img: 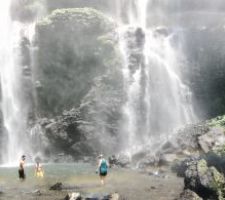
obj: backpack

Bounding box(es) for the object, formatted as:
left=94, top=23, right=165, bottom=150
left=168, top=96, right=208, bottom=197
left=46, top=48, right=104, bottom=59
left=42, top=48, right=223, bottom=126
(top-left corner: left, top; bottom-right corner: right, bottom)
left=100, top=159, right=108, bottom=173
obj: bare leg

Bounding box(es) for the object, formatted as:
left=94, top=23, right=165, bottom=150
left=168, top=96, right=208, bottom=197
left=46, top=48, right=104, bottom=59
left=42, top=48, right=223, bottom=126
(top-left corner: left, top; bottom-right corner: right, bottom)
left=100, top=176, right=105, bottom=185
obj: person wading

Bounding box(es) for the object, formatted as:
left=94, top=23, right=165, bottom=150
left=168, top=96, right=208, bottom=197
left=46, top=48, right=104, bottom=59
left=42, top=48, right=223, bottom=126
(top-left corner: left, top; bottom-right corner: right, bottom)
left=18, top=155, right=26, bottom=181
left=96, top=154, right=109, bottom=185
left=35, top=161, right=44, bottom=178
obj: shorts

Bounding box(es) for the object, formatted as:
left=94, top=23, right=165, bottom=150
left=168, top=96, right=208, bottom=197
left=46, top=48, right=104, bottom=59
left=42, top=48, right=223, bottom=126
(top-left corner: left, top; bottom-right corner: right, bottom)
left=100, top=171, right=107, bottom=176
left=36, top=171, right=44, bottom=178
left=18, top=169, right=26, bottom=179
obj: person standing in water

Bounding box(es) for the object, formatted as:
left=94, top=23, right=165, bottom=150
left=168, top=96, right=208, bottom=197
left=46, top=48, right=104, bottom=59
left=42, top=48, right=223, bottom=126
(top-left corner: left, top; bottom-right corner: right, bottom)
left=18, top=155, right=26, bottom=181
left=96, top=154, right=109, bottom=185
left=35, top=161, right=44, bottom=178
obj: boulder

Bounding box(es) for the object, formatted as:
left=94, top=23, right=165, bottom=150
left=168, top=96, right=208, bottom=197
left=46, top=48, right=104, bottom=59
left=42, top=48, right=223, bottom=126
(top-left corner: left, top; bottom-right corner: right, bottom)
left=109, top=193, right=120, bottom=200
left=172, top=156, right=200, bottom=177
left=138, top=153, right=161, bottom=168
left=32, top=108, right=95, bottom=159
left=65, top=192, right=82, bottom=200
left=49, top=182, right=63, bottom=191
left=203, top=150, right=225, bottom=176
left=198, top=127, right=225, bottom=153
left=113, top=154, right=131, bottom=168
left=104, top=193, right=120, bottom=200
left=159, top=153, right=178, bottom=165
left=184, top=159, right=225, bottom=199
left=84, top=192, right=120, bottom=200
left=179, top=189, right=203, bottom=200
left=32, top=189, right=41, bottom=196
left=174, top=124, right=210, bottom=153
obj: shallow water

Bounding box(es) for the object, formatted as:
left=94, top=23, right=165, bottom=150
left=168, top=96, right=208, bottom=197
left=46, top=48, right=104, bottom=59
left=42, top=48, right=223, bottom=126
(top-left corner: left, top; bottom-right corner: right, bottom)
left=0, top=163, right=183, bottom=200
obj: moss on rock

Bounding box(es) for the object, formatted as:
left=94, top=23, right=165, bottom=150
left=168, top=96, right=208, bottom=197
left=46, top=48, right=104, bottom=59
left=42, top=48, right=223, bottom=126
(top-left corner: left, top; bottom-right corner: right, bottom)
left=208, top=115, right=225, bottom=129
left=185, top=159, right=225, bottom=199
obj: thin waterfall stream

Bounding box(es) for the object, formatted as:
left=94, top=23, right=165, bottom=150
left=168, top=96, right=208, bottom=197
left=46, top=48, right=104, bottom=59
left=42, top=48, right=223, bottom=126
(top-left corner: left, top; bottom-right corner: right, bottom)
left=0, top=0, right=41, bottom=165
left=118, top=0, right=196, bottom=155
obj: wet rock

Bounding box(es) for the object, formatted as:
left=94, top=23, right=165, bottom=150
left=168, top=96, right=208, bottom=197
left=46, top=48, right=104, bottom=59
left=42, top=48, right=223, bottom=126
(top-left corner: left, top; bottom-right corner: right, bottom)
left=117, top=154, right=131, bottom=167
left=64, top=192, right=81, bottom=200
left=159, top=153, right=178, bottom=165
left=84, top=192, right=120, bottom=200
left=32, top=189, right=41, bottom=196
left=49, top=182, right=63, bottom=191
left=108, top=155, right=121, bottom=167
left=103, top=192, right=120, bottom=200
left=179, top=189, right=203, bottom=200
left=22, top=65, right=31, bottom=77
left=109, top=193, right=120, bottom=200
left=203, top=151, right=225, bottom=175
left=20, top=36, right=31, bottom=67
left=109, top=154, right=130, bottom=168
left=33, top=108, right=95, bottom=160
left=184, top=159, right=225, bottom=199
left=161, top=140, right=178, bottom=154
left=198, top=127, right=225, bottom=153
left=35, top=80, right=43, bottom=89
left=174, top=124, right=209, bottom=152
left=172, top=156, right=200, bottom=177
left=135, top=27, right=145, bottom=46
left=108, top=155, right=117, bottom=166
left=124, top=27, right=145, bottom=74
left=138, top=153, right=161, bottom=168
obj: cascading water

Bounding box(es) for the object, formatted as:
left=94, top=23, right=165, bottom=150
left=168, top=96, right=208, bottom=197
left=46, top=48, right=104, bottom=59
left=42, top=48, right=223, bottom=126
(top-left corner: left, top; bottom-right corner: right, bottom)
left=117, top=0, right=196, bottom=155
left=0, top=1, right=43, bottom=165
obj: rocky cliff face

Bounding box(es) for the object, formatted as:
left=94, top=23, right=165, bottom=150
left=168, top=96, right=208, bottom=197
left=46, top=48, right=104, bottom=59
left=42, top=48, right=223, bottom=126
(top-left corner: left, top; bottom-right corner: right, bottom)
left=182, top=27, right=225, bottom=119
left=34, top=8, right=121, bottom=115
left=30, top=7, right=124, bottom=156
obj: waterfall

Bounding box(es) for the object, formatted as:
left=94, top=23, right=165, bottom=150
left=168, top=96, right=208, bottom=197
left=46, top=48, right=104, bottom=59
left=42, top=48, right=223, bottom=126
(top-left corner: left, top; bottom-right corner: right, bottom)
left=118, top=0, right=196, bottom=155
left=0, top=0, right=44, bottom=165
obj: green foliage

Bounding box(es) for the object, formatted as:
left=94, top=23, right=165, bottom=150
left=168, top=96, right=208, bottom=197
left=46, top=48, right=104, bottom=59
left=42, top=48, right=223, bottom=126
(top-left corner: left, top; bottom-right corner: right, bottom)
left=208, top=115, right=225, bottom=128
left=213, top=144, right=225, bottom=157
left=37, top=8, right=114, bottom=32
left=197, top=159, right=225, bottom=200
